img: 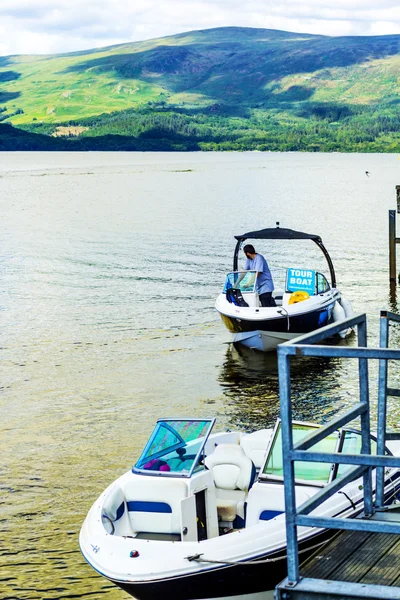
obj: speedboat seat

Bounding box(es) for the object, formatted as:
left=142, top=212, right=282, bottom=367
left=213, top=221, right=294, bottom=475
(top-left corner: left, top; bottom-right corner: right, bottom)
left=205, top=444, right=256, bottom=526
left=240, top=429, right=272, bottom=469
left=246, top=482, right=314, bottom=527
left=123, top=477, right=188, bottom=535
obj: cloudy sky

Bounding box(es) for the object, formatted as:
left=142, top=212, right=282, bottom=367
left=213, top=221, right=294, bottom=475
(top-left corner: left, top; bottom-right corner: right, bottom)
left=1, top=0, right=400, bottom=57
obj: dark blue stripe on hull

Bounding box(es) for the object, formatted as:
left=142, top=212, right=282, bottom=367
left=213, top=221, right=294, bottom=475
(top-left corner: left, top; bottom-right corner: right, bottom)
left=222, top=305, right=333, bottom=335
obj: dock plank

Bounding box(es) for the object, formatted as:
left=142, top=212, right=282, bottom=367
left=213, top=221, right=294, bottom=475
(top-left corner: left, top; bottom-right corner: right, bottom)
left=299, top=530, right=375, bottom=581
left=331, top=532, right=396, bottom=582
left=360, top=536, right=400, bottom=586
left=299, top=529, right=400, bottom=590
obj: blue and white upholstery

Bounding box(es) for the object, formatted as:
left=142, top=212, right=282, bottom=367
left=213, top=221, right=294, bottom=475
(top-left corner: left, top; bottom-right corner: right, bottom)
left=123, top=477, right=188, bottom=535
left=246, top=483, right=314, bottom=526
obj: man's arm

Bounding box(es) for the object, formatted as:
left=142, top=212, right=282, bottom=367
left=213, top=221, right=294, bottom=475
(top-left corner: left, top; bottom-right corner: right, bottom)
left=233, top=257, right=252, bottom=287
left=234, top=271, right=246, bottom=287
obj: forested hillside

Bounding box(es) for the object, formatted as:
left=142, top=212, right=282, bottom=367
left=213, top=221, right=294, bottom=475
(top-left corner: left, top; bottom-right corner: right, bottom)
left=1, top=27, right=400, bottom=151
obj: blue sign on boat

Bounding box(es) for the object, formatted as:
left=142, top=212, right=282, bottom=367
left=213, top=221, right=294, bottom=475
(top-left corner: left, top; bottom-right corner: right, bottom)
left=286, top=268, right=316, bottom=296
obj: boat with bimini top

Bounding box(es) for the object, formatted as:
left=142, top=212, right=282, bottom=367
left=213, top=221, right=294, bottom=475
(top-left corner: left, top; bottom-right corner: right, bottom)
left=80, top=417, right=400, bottom=600
left=215, top=224, right=353, bottom=351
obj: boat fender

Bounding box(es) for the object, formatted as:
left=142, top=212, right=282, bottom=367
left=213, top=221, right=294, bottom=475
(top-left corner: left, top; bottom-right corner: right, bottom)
left=339, top=295, right=353, bottom=318
left=288, top=291, right=310, bottom=305
left=332, top=301, right=348, bottom=339
left=332, top=301, right=346, bottom=324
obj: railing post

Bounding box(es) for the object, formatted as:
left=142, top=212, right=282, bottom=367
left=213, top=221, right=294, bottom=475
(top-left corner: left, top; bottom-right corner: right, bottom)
left=389, top=209, right=396, bottom=282
left=278, top=348, right=299, bottom=585
left=376, top=311, right=389, bottom=509
left=357, top=316, right=373, bottom=516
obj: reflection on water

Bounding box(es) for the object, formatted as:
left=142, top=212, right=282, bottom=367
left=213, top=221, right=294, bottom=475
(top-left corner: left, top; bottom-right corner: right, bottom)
left=219, top=311, right=400, bottom=438
left=219, top=341, right=355, bottom=431
left=2, top=151, right=400, bottom=600
left=219, top=343, right=281, bottom=429
left=389, top=282, right=399, bottom=313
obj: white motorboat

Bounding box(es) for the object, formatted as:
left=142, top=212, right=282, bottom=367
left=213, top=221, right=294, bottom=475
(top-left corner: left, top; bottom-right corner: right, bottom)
left=215, top=225, right=353, bottom=351
left=79, top=417, right=400, bottom=600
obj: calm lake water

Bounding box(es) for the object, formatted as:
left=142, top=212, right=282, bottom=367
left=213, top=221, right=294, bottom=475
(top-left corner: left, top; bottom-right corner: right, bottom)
left=2, top=151, right=400, bottom=600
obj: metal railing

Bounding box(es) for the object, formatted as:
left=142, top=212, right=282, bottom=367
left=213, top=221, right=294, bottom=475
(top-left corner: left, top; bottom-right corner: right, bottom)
left=376, top=310, right=400, bottom=507
left=277, top=311, right=400, bottom=588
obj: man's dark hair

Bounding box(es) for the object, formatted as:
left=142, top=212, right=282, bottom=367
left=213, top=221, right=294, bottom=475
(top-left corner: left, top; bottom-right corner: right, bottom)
left=243, top=244, right=255, bottom=254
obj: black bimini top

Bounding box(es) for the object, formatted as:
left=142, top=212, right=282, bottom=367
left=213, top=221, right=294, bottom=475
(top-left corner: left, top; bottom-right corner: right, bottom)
left=234, top=227, right=321, bottom=242
left=233, top=225, right=336, bottom=288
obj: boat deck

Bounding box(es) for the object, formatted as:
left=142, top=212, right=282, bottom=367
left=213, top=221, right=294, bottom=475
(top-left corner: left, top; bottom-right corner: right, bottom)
left=279, top=510, right=400, bottom=599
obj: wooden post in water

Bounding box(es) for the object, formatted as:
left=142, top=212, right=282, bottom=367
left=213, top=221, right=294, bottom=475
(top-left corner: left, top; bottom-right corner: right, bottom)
left=388, top=185, right=400, bottom=283
left=397, top=185, right=400, bottom=214
left=389, top=210, right=396, bottom=282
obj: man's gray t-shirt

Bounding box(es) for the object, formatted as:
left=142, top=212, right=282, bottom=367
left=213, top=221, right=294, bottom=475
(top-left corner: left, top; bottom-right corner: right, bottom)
left=245, top=254, right=274, bottom=294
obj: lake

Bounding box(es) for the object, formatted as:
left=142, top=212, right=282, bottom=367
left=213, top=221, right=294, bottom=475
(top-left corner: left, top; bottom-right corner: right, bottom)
left=1, top=151, right=400, bottom=600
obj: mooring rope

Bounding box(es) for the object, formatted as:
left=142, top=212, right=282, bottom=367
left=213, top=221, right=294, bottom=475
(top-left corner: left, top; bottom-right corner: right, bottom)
left=185, top=536, right=333, bottom=566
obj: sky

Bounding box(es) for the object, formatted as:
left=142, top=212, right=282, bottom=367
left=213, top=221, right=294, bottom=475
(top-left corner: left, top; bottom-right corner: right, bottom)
left=1, top=0, right=400, bottom=57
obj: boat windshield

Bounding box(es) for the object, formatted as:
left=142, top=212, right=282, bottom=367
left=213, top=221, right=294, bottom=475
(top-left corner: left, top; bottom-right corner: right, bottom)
left=260, top=421, right=339, bottom=486
left=335, top=430, right=377, bottom=479
left=133, top=418, right=215, bottom=477
left=223, top=271, right=257, bottom=293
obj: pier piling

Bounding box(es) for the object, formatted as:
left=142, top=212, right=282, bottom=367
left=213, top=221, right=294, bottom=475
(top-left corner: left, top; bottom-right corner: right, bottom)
left=389, top=209, right=396, bottom=282
left=389, top=186, right=400, bottom=283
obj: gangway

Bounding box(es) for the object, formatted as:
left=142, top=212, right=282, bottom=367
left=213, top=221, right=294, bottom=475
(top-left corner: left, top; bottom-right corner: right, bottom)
left=275, top=310, right=400, bottom=600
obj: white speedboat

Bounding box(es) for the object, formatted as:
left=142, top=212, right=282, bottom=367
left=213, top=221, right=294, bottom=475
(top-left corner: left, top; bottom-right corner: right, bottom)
left=215, top=225, right=353, bottom=351
left=80, top=417, right=400, bottom=600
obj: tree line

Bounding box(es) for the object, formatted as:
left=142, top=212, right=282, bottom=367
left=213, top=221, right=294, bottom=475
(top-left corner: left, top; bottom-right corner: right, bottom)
left=4, top=101, right=400, bottom=152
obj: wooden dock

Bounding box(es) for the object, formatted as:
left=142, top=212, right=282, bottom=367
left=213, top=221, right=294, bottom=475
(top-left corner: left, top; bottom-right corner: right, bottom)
left=277, top=510, right=400, bottom=600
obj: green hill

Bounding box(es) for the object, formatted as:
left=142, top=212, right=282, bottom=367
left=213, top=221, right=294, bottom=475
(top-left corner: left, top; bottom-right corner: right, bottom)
left=2, top=26, right=400, bottom=151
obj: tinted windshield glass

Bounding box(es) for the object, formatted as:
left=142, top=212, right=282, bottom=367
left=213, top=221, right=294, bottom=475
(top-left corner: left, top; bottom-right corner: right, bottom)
left=316, top=272, right=330, bottom=293
left=262, top=422, right=339, bottom=484
left=336, top=430, right=377, bottom=479
left=223, top=271, right=257, bottom=293
left=134, top=419, right=214, bottom=476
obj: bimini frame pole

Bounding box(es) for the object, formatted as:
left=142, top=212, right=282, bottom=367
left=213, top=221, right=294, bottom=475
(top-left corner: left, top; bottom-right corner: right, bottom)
left=313, top=238, right=337, bottom=288
left=233, top=238, right=243, bottom=271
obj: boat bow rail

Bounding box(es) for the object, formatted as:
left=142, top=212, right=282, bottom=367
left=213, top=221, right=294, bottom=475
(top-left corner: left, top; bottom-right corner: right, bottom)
left=276, top=310, right=400, bottom=599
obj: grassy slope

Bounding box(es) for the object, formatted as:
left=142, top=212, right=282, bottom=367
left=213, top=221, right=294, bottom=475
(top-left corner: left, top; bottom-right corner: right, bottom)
left=1, top=27, right=400, bottom=150
left=0, top=50, right=167, bottom=124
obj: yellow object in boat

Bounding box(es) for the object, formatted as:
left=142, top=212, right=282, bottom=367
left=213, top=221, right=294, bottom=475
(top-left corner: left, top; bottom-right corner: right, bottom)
left=288, top=291, right=310, bottom=304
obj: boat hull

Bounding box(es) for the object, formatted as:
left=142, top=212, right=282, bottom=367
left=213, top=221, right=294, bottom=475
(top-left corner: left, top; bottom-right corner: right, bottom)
left=114, top=529, right=331, bottom=600
left=231, top=329, right=296, bottom=351
left=218, top=303, right=336, bottom=351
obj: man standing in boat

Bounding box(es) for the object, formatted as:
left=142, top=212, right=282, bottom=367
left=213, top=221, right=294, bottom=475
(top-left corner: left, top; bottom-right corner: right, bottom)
left=241, top=244, right=276, bottom=307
